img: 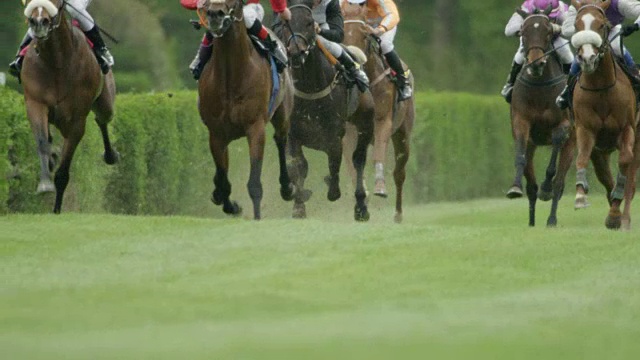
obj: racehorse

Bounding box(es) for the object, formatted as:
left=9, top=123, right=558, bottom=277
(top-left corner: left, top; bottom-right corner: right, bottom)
left=342, top=2, right=415, bottom=223
left=278, top=0, right=375, bottom=221
left=571, top=0, right=639, bottom=230
left=21, top=0, right=118, bottom=213
left=198, top=0, right=295, bottom=220
left=505, top=6, right=575, bottom=227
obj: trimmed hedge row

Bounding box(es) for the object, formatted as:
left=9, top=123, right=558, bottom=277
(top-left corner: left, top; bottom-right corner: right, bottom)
left=2, top=87, right=561, bottom=214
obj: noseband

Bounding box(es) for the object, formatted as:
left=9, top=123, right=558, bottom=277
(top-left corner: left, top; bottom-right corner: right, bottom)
left=575, top=5, right=612, bottom=58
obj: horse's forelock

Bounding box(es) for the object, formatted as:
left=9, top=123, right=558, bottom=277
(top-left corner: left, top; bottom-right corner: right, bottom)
left=24, top=0, right=58, bottom=18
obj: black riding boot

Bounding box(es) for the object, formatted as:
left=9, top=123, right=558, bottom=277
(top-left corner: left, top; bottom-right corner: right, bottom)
left=84, top=25, right=114, bottom=74
left=338, top=51, right=369, bottom=92
left=555, top=73, right=578, bottom=110
left=190, top=32, right=214, bottom=80
left=248, top=20, right=288, bottom=72
left=500, top=61, right=523, bottom=103
left=384, top=50, right=412, bottom=101
left=8, top=33, right=33, bottom=79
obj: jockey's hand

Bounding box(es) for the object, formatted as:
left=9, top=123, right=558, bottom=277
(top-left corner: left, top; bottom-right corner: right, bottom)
left=278, top=7, right=292, bottom=21
left=368, top=26, right=384, bottom=37
left=622, top=23, right=640, bottom=37
left=552, top=24, right=562, bottom=35
left=315, top=22, right=322, bottom=34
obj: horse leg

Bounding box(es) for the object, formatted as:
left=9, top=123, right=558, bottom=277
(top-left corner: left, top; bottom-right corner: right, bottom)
left=209, top=133, right=241, bottom=216
left=575, top=126, right=596, bottom=209
left=590, top=150, right=614, bottom=206
left=621, top=132, right=640, bottom=231
left=507, top=116, right=530, bottom=199
left=373, top=114, right=393, bottom=198
left=608, top=125, right=635, bottom=230
left=271, top=107, right=294, bottom=201
left=93, top=76, right=119, bottom=165
left=287, top=138, right=310, bottom=219
left=326, top=144, right=343, bottom=202
left=391, top=124, right=410, bottom=224
left=342, top=123, right=359, bottom=189
left=547, top=127, right=575, bottom=227
left=539, top=126, right=569, bottom=201
left=26, top=100, right=55, bottom=193
left=524, top=143, right=538, bottom=227
left=53, top=127, right=86, bottom=214
left=246, top=123, right=266, bottom=220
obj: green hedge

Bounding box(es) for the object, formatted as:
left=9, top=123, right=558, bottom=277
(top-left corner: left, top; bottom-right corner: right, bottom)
left=1, top=87, right=582, bottom=215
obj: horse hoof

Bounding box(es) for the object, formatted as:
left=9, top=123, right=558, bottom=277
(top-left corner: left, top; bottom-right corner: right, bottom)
left=354, top=206, right=370, bottom=222
left=103, top=150, right=120, bottom=165
left=280, top=183, right=295, bottom=202
left=574, top=194, right=590, bottom=210
left=327, top=187, right=341, bottom=202
left=37, top=180, right=55, bottom=194
left=374, top=180, right=388, bottom=198
left=394, top=212, right=403, bottom=224
left=292, top=203, right=306, bottom=219
left=605, top=215, right=622, bottom=230
left=223, top=201, right=242, bottom=216
left=538, top=189, right=553, bottom=202
left=546, top=217, right=558, bottom=228
left=506, top=186, right=523, bottom=199
left=622, top=218, right=631, bottom=231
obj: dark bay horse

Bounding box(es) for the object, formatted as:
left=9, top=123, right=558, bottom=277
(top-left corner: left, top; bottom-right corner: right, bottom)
left=506, top=7, right=575, bottom=227
left=21, top=0, right=118, bottom=213
left=342, top=3, right=415, bottom=224
left=279, top=0, right=375, bottom=221
left=571, top=0, right=639, bottom=230
left=198, top=0, right=295, bottom=220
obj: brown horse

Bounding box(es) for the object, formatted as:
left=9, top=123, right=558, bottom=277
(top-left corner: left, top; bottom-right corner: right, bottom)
left=506, top=7, right=576, bottom=227
left=198, top=0, right=295, bottom=220
left=341, top=3, right=415, bottom=224
left=21, top=0, right=118, bottom=213
left=571, top=0, right=639, bottom=230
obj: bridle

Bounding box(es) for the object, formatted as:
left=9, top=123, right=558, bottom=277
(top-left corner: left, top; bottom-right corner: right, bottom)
left=26, top=0, right=66, bottom=40
left=575, top=5, right=612, bottom=65
left=197, top=0, right=245, bottom=37
left=285, top=4, right=317, bottom=64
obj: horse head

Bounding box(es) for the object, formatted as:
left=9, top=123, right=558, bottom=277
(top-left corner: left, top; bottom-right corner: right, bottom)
left=200, top=0, right=243, bottom=38
left=283, top=0, right=318, bottom=68
left=23, top=0, right=64, bottom=40
left=343, top=1, right=370, bottom=50
left=517, top=8, right=555, bottom=77
left=571, top=0, right=612, bottom=73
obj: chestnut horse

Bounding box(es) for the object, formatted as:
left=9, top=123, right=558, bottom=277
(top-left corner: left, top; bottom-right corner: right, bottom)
left=341, top=3, right=415, bottom=223
left=506, top=7, right=575, bottom=227
left=21, top=0, right=118, bottom=213
left=571, top=0, right=639, bottom=230
left=278, top=0, right=375, bottom=221
left=198, top=0, right=295, bottom=220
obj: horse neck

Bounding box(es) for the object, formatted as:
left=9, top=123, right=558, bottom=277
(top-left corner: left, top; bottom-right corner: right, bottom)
left=35, top=15, right=75, bottom=71
left=582, top=50, right=617, bottom=88
left=212, top=21, right=253, bottom=83
left=292, top=46, right=336, bottom=92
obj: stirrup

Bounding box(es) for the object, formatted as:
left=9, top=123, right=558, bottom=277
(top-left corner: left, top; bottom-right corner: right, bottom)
left=555, top=90, right=570, bottom=109
left=8, top=58, right=22, bottom=79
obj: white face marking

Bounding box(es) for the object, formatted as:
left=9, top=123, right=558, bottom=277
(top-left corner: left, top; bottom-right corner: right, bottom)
left=582, top=13, right=595, bottom=32
left=534, top=22, right=540, bottom=28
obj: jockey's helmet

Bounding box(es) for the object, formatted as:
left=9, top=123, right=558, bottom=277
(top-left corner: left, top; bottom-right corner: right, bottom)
left=531, top=0, right=559, bottom=10
left=347, top=0, right=367, bottom=4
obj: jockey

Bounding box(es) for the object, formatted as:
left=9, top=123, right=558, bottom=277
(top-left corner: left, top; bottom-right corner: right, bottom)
left=501, top=0, right=573, bottom=103
left=273, top=0, right=370, bottom=92
left=341, top=0, right=412, bottom=100
left=556, top=0, right=640, bottom=109
left=9, top=0, right=114, bottom=77
left=183, top=0, right=290, bottom=80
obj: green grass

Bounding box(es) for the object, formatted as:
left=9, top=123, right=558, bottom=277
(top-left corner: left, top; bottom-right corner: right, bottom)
left=1, top=196, right=640, bottom=359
